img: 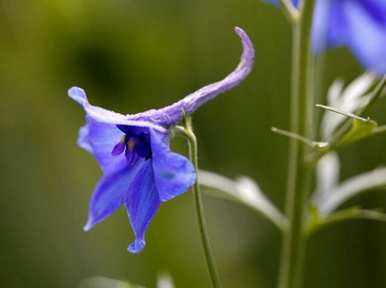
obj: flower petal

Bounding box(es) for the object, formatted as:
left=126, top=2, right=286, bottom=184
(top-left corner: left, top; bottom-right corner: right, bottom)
left=69, top=87, right=167, bottom=172
left=312, top=0, right=334, bottom=53
left=150, top=129, right=196, bottom=202
left=68, top=86, right=167, bottom=132
left=125, top=160, right=161, bottom=253
left=84, top=159, right=146, bottom=231
left=82, top=117, right=125, bottom=173
left=77, top=124, right=93, bottom=153
left=324, top=1, right=349, bottom=47
left=344, top=1, right=386, bottom=74
left=360, top=0, right=386, bottom=23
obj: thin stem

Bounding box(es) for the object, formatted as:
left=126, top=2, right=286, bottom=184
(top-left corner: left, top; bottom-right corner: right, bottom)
left=312, top=50, right=326, bottom=136
left=280, top=0, right=300, bottom=22
left=272, top=127, right=328, bottom=149
left=278, top=1, right=316, bottom=288
left=182, top=117, right=222, bottom=288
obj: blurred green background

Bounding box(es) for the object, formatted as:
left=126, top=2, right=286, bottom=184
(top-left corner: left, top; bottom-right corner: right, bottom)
left=1, top=0, right=386, bottom=287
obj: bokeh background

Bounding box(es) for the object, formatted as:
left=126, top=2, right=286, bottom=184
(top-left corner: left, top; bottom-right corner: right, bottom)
left=1, top=0, right=386, bottom=287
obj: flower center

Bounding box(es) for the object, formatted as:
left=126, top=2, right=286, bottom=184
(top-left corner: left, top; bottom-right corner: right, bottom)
left=127, top=138, right=136, bottom=151
left=111, top=126, right=152, bottom=163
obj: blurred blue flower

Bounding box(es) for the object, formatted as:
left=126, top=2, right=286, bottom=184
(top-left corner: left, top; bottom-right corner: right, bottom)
left=265, top=0, right=386, bottom=74
left=68, top=27, right=255, bottom=253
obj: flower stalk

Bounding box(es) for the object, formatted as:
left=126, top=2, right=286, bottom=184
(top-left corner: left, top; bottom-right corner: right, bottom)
left=278, top=1, right=316, bottom=288
left=181, top=117, right=222, bottom=288
left=279, top=0, right=300, bottom=22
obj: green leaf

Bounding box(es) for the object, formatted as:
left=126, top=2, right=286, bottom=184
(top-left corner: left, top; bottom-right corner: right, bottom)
left=305, top=207, right=386, bottom=237
left=338, top=118, right=377, bottom=146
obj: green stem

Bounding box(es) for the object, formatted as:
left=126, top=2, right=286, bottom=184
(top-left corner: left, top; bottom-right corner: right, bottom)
left=183, top=117, right=222, bottom=288
left=278, top=1, right=316, bottom=288
left=279, top=0, right=300, bottom=22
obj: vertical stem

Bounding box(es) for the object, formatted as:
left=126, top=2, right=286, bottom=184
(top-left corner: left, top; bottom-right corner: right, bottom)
left=278, top=1, right=316, bottom=288
left=183, top=117, right=222, bottom=288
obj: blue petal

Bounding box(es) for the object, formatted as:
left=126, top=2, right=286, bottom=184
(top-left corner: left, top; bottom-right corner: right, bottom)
left=125, top=160, right=161, bottom=253
left=323, top=1, right=348, bottom=47
left=69, top=87, right=166, bottom=173
left=312, top=0, right=334, bottom=52
left=344, top=1, right=386, bottom=74
left=84, top=159, right=146, bottom=231
left=82, top=117, right=125, bottom=173
left=311, top=0, right=386, bottom=73
left=78, top=124, right=93, bottom=153
left=68, top=87, right=167, bottom=132
left=150, top=129, right=196, bottom=202
left=360, top=0, right=386, bottom=23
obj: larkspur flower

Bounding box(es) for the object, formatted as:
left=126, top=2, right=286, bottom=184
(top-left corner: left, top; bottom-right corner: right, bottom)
left=69, top=27, right=254, bottom=253
left=265, top=0, right=386, bottom=74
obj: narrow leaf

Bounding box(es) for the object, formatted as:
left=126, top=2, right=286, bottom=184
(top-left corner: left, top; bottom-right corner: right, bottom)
left=316, top=168, right=386, bottom=214
left=198, top=170, right=287, bottom=230
left=314, top=152, right=340, bottom=202
left=322, top=74, right=377, bottom=140
left=306, top=208, right=386, bottom=236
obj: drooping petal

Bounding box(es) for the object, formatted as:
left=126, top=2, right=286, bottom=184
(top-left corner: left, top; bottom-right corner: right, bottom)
left=150, top=129, right=196, bottom=202
left=83, top=117, right=125, bottom=173
left=69, top=87, right=167, bottom=172
left=84, top=159, right=146, bottom=231
left=125, top=160, right=161, bottom=253
left=77, top=124, right=93, bottom=153
left=68, top=87, right=167, bottom=132
left=78, top=118, right=153, bottom=173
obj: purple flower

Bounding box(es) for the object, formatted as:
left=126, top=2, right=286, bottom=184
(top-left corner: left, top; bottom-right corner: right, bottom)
left=69, top=27, right=254, bottom=253
left=265, top=0, right=386, bottom=74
